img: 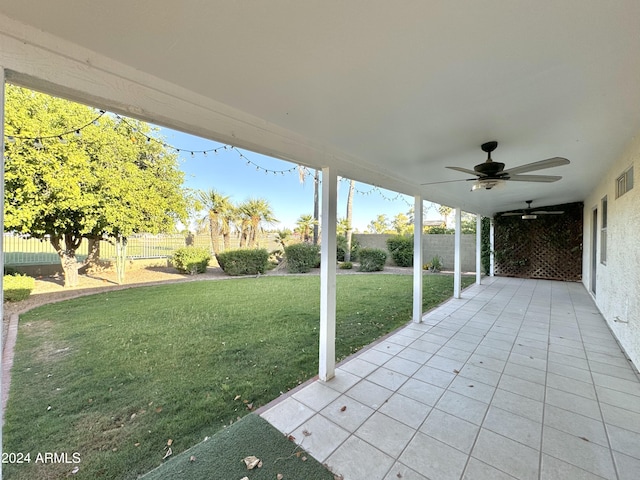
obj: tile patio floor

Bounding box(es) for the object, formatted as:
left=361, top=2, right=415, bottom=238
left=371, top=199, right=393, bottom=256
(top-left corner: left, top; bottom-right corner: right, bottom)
left=260, top=277, right=640, bottom=480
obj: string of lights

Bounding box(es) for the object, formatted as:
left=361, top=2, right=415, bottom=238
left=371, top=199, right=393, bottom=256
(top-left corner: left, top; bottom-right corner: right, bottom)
left=4, top=109, right=416, bottom=206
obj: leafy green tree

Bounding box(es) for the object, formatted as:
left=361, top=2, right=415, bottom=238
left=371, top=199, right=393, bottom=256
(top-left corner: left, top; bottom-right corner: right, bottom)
left=366, top=214, right=392, bottom=234
left=4, top=85, right=187, bottom=286
left=392, top=212, right=412, bottom=235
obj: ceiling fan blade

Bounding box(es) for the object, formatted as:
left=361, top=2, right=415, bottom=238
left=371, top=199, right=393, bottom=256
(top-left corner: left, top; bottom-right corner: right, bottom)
left=421, top=178, right=472, bottom=186
left=503, top=157, right=569, bottom=175
left=508, top=174, right=562, bottom=183
left=531, top=210, right=564, bottom=215
left=446, top=166, right=483, bottom=177
left=501, top=212, right=524, bottom=216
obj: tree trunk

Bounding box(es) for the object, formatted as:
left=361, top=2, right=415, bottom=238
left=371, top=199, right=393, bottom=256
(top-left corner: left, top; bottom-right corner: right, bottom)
left=313, top=169, right=320, bottom=245
left=83, top=236, right=101, bottom=270
left=209, top=213, right=220, bottom=254
left=50, top=234, right=82, bottom=288
left=115, top=235, right=128, bottom=285
left=345, top=179, right=355, bottom=262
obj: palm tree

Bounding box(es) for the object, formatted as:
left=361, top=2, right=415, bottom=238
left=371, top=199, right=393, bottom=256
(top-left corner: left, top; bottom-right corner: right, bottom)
left=275, top=228, right=292, bottom=250
left=198, top=189, right=232, bottom=254
left=238, top=198, right=277, bottom=247
left=296, top=213, right=318, bottom=243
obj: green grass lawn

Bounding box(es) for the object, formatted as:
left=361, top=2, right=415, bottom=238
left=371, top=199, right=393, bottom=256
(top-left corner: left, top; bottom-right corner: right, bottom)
left=3, top=274, right=474, bottom=479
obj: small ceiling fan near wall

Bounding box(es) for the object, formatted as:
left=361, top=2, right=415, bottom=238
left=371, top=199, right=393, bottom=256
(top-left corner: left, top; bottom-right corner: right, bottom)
left=501, top=200, right=564, bottom=219
left=422, top=141, right=570, bottom=190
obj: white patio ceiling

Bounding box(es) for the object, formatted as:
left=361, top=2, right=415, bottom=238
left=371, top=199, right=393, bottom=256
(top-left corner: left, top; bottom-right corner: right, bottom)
left=1, top=1, right=640, bottom=216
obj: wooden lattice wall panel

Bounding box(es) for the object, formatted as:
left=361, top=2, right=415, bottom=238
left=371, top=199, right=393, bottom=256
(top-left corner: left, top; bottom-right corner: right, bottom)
left=494, top=202, right=583, bottom=281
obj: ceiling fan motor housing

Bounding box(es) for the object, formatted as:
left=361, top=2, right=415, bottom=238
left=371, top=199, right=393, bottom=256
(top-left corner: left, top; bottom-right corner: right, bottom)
left=475, top=141, right=505, bottom=176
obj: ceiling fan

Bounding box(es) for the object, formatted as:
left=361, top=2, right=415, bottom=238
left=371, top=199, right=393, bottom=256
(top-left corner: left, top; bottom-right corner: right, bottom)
left=501, top=200, right=564, bottom=219
left=422, top=141, right=570, bottom=190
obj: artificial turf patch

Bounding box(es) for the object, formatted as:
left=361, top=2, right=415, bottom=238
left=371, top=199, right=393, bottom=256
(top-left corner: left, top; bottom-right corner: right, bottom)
left=141, top=413, right=335, bottom=480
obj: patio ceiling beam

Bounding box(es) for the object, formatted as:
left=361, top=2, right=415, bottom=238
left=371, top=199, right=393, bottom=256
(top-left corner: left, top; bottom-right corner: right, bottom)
left=413, top=196, right=423, bottom=323
left=319, top=167, right=337, bottom=382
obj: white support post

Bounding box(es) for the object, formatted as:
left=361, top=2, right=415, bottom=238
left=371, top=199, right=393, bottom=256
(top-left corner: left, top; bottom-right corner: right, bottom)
left=489, top=217, right=495, bottom=277
left=1, top=66, right=5, bottom=477
left=319, top=167, right=337, bottom=382
left=454, top=208, right=462, bottom=298
left=412, top=196, right=423, bottom=323
left=476, top=214, right=482, bottom=285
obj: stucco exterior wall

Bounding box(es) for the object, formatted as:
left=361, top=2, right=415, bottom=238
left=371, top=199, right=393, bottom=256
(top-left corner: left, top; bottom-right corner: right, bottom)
left=353, top=234, right=478, bottom=272
left=583, top=133, right=640, bottom=370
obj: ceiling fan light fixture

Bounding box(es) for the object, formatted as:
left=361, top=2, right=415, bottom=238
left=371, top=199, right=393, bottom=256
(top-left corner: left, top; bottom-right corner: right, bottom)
left=521, top=214, right=538, bottom=220
left=471, top=178, right=505, bottom=191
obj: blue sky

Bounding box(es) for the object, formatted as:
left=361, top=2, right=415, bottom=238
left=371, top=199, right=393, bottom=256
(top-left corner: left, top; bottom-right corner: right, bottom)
left=161, top=128, right=442, bottom=231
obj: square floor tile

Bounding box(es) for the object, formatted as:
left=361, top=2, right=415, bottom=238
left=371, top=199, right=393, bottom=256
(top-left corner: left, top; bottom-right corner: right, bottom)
left=355, top=411, right=415, bottom=458
left=292, top=380, right=341, bottom=411
left=340, top=358, right=379, bottom=378
left=367, top=366, right=409, bottom=391
left=607, top=424, right=640, bottom=459
left=592, top=372, right=640, bottom=397
left=320, top=394, right=374, bottom=433
left=412, top=364, right=457, bottom=388
left=491, top=388, right=544, bottom=423
left=383, top=356, right=422, bottom=376
left=399, top=431, right=468, bottom=480
left=468, top=353, right=507, bottom=373
left=542, top=426, right=616, bottom=479
left=436, top=390, right=489, bottom=425
left=544, top=405, right=608, bottom=447
left=421, top=408, right=479, bottom=453
left=613, top=451, right=640, bottom=480
left=425, top=354, right=466, bottom=374
left=541, top=454, right=606, bottom=480
left=383, top=462, right=428, bottom=480
left=379, top=392, right=431, bottom=429
left=600, top=402, right=640, bottom=433
left=545, top=387, right=601, bottom=420
left=323, top=368, right=361, bottom=393
left=397, top=377, right=445, bottom=407
left=409, top=339, right=442, bottom=354
left=448, top=374, right=496, bottom=404
left=498, top=374, right=545, bottom=402
left=396, top=346, right=432, bottom=365
left=357, top=348, right=394, bottom=366
left=547, top=361, right=593, bottom=383
left=326, top=436, right=394, bottom=480
left=503, top=362, right=547, bottom=385
left=373, top=340, right=406, bottom=356
left=437, top=345, right=472, bottom=363
left=463, top=457, right=520, bottom=480
left=596, top=386, right=640, bottom=414
left=458, top=364, right=502, bottom=387
left=261, top=397, right=315, bottom=434
left=483, top=405, right=542, bottom=449
left=290, top=413, right=349, bottom=462
left=345, top=379, right=394, bottom=409
left=472, top=428, right=539, bottom=480
left=546, top=372, right=596, bottom=400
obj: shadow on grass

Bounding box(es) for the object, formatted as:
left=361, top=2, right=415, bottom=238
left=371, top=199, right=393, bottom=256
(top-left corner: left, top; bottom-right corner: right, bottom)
left=141, top=414, right=335, bottom=480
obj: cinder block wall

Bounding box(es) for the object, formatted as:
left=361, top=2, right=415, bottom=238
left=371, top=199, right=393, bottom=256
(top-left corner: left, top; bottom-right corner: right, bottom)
left=353, top=234, right=478, bottom=271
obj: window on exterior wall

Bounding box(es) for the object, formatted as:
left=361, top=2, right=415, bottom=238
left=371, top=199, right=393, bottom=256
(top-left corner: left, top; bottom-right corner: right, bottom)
left=601, top=196, right=607, bottom=265
left=616, top=166, right=634, bottom=198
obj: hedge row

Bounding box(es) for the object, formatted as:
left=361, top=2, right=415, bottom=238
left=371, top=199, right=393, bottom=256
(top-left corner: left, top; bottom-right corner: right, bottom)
left=4, top=274, right=35, bottom=302
left=216, top=249, right=269, bottom=276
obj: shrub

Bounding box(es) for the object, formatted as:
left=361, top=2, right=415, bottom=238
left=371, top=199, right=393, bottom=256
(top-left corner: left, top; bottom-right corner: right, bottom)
left=358, top=248, right=387, bottom=272
left=339, top=261, right=353, bottom=270
left=337, top=235, right=360, bottom=262
left=284, top=243, right=320, bottom=273
left=171, top=246, right=211, bottom=274
left=430, top=255, right=443, bottom=272
left=4, top=273, right=35, bottom=302
left=386, top=235, right=413, bottom=267
left=216, top=248, right=269, bottom=276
